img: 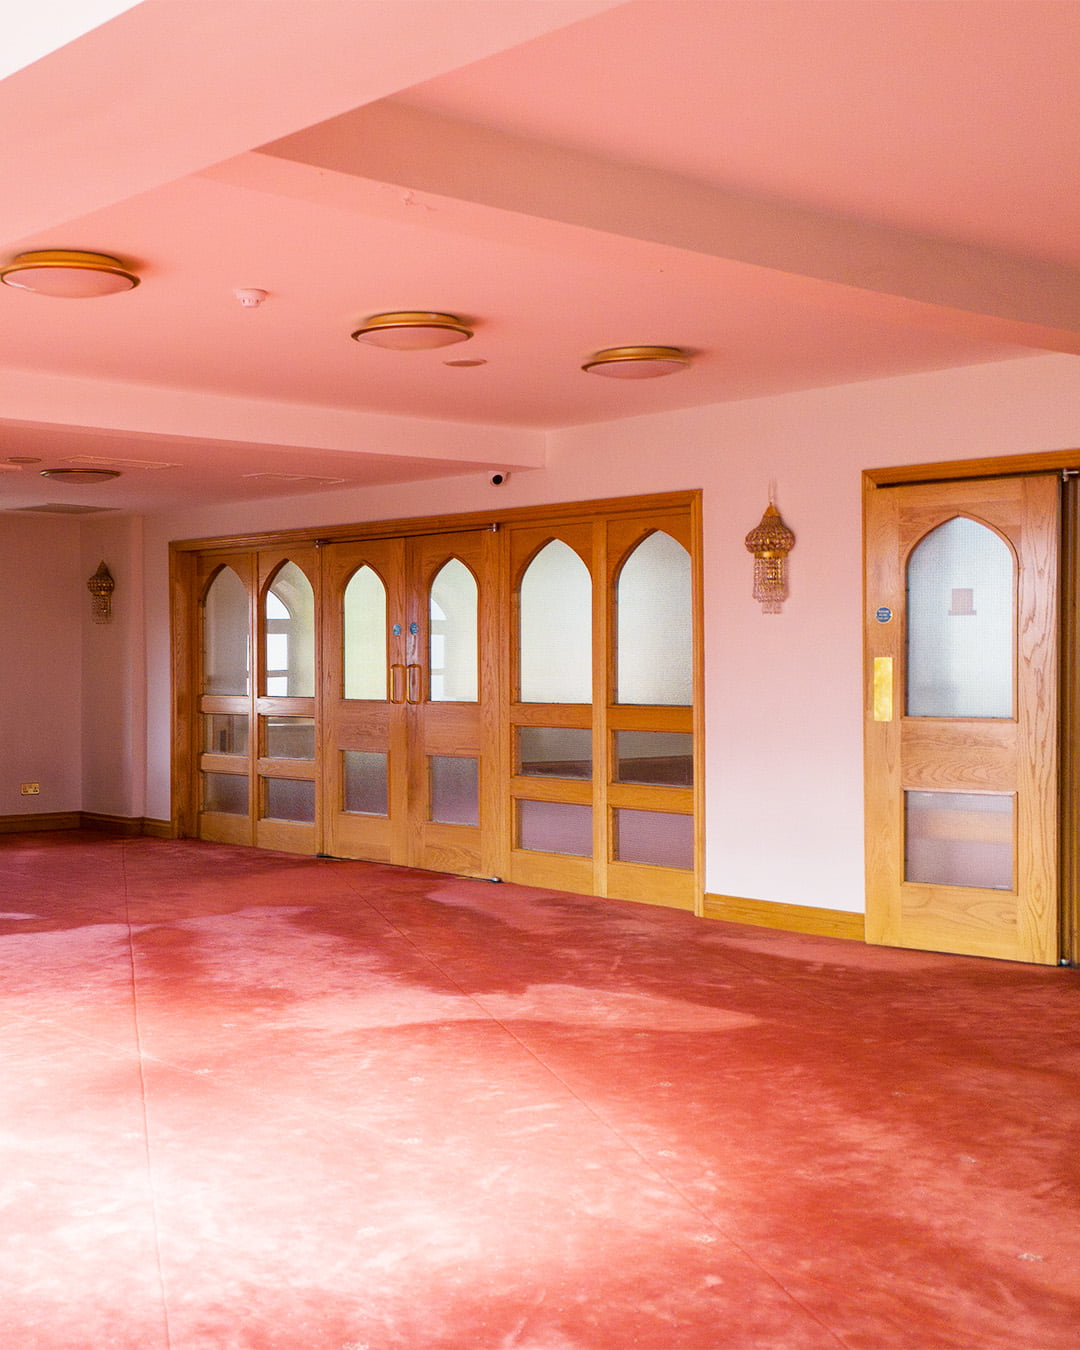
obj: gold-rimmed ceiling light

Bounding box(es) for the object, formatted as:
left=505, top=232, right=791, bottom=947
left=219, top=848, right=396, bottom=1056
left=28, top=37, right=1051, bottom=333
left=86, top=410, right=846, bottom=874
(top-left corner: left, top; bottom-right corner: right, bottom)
left=40, top=468, right=121, bottom=484
left=0, top=251, right=139, bottom=298
left=350, top=311, right=472, bottom=350
left=582, top=345, right=690, bottom=379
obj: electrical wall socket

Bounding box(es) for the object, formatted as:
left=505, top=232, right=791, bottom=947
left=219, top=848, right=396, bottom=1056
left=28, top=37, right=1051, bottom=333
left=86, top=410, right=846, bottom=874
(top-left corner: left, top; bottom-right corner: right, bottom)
left=20, top=782, right=40, bottom=795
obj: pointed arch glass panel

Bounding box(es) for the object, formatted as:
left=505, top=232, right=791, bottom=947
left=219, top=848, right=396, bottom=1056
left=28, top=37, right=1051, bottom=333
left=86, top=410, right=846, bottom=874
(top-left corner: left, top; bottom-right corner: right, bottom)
left=616, top=531, right=692, bottom=706
left=264, top=561, right=315, bottom=697
left=519, top=539, right=592, bottom=703
left=429, top=558, right=478, bottom=702
left=906, top=517, right=1014, bottom=718
left=202, top=566, right=250, bottom=695
left=344, top=566, right=388, bottom=700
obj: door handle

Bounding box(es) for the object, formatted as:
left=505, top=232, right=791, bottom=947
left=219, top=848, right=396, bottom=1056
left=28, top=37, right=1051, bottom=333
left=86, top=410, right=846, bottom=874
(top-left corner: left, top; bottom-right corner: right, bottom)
left=872, top=656, right=893, bottom=722
left=389, top=663, right=406, bottom=704
left=406, top=663, right=423, bottom=705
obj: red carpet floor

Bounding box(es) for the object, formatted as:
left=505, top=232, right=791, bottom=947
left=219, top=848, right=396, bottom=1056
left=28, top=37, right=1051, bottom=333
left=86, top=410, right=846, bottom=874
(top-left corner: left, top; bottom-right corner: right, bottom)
left=1, top=831, right=1078, bottom=1349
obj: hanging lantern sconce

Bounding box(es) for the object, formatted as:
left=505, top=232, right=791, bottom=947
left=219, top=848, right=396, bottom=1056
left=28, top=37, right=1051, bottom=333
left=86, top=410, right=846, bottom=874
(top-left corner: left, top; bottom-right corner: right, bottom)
left=87, top=560, right=115, bottom=623
left=744, top=502, right=795, bottom=614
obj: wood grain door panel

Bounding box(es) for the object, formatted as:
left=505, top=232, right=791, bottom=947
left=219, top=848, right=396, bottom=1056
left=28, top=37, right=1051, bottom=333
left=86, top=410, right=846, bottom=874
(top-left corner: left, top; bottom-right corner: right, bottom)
left=865, top=475, right=1059, bottom=964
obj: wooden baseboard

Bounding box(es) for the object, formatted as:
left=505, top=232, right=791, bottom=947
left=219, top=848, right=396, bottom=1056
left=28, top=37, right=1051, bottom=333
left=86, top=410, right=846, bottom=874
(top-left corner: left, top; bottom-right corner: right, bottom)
left=704, top=893, right=866, bottom=941
left=80, top=812, right=145, bottom=837
left=0, top=811, right=81, bottom=834
left=81, top=813, right=176, bottom=839
left=0, top=813, right=175, bottom=839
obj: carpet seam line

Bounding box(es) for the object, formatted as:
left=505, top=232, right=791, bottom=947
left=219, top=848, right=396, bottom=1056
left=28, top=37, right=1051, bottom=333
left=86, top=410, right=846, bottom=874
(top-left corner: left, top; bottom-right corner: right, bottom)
left=120, top=837, right=174, bottom=1350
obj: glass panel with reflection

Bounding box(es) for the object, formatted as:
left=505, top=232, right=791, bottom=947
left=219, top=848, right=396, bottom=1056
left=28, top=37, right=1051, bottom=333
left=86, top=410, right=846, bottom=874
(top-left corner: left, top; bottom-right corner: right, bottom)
left=614, top=731, right=693, bottom=786
left=203, top=714, right=248, bottom=756
left=519, top=540, right=592, bottom=703
left=342, top=751, right=388, bottom=816
left=616, top=531, right=692, bottom=706
left=518, top=800, right=593, bottom=857
left=517, top=727, right=592, bottom=779
left=906, top=517, right=1014, bottom=719
left=203, top=772, right=248, bottom=815
left=429, top=559, right=478, bottom=702
left=343, top=566, right=388, bottom=700
left=263, top=717, right=315, bottom=760
left=904, top=791, right=1014, bottom=890
left=614, top=809, right=694, bottom=869
left=263, top=777, right=316, bottom=823
left=429, top=756, right=479, bottom=826
left=203, top=567, right=250, bottom=695
left=264, top=561, right=315, bottom=697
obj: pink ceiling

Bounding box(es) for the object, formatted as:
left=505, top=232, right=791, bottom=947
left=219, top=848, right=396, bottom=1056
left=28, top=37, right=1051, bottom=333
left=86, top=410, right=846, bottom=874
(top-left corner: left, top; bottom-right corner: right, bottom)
left=0, top=0, right=1077, bottom=515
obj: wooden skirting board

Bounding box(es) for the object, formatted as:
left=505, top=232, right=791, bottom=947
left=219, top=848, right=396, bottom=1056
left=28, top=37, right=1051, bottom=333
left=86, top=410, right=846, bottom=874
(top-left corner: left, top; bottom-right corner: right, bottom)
left=0, top=813, right=173, bottom=839
left=0, top=811, right=81, bottom=834
left=704, top=893, right=866, bottom=941
left=81, top=813, right=175, bottom=839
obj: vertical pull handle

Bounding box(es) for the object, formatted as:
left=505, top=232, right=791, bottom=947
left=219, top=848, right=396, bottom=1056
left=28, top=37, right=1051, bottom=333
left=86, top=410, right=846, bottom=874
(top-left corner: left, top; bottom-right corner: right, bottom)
left=406, top=663, right=423, bottom=705
left=389, top=663, right=406, bottom=704
left=873, top=656, right=893, bottom=722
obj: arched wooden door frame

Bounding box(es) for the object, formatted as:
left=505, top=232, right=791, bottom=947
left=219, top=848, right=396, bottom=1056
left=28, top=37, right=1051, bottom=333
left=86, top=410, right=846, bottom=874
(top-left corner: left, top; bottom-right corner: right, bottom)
left=169, top=490, right=704, bottom=913
left=864, top=448, right=1080, bottom=966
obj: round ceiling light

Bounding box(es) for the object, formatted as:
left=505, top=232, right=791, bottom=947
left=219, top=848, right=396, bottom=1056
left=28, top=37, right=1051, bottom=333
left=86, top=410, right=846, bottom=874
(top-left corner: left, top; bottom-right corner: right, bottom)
left=0, top=251, right=139, bottom=298
left=582, top=345, right=690, bottom=379
left=350, top=311, right=473, bottom=350
left=40, top=468, right=121, bottom=484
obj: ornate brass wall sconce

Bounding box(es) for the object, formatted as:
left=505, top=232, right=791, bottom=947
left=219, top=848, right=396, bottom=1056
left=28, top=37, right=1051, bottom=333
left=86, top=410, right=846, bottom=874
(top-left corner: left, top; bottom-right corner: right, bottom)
left=744, top=502, right=795, bottom=613
left=87, top=561, right=115, bottom=623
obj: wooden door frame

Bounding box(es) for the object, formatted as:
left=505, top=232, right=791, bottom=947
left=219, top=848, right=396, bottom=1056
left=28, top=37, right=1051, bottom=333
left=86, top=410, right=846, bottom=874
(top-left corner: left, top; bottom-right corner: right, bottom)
left=169, top=489, right=704, bottom=909
left=864, top=449, right=1080, bottom=966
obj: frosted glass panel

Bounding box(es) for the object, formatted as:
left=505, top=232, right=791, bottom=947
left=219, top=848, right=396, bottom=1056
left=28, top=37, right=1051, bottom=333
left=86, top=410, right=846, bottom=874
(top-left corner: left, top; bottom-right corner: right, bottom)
left=344, top=566, right=388, bottom=700
left=905, top=791, right=1014, bottom=890
left=518, top=800, right=593, bottom=857
left=614, top=731, right=693, bottom=786
left=614, top=809, right=694, bottom=869
left=264, top=717, right=315, bottom=760
left=342, top=751, right=387, bottom=816
left=203, top=714, right=248, bottom=756
left=519, top=540, right=592, bottom=703
left=203, top=567, right=249, bottom=695
left=617, top=532, right=692, bottom=705
left=429, top=559, right=478, bottom=702
left=265, top=562, right=315, bottom=696
left=517, top=727, right=592, bottom=779
left=906, top=518, right=1014, bottom=718
left=263, top=777, right=315, bottom=823
left=429, top=756, right=479, bottom=826
left=203, top=772, right=248, bottom=815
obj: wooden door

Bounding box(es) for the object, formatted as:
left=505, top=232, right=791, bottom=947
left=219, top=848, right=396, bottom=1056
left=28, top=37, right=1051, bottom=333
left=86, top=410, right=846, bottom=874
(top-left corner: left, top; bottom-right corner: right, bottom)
left=322, top=530, right=497, bottom=875
left=254, top=549, right=318, bottom=855
left=864, top=476, right=1059, bottom=963
left=505, top=510, right=699, bottom=910
left=195, top=549, right=319, bottom=855
left=196, top=552, right=256, bottom=847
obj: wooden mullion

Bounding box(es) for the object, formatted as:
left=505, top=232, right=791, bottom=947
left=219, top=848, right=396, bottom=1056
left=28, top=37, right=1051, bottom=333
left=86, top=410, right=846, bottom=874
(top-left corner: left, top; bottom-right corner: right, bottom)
left=509, top=703, right=592, bottom=728
left=509, top=776, right=593, bottom=806
left=256, top=758, right=316, bottom=781
left=607, top=784, right=694, bottom=813
left=606, top=705, right=693, bottom=732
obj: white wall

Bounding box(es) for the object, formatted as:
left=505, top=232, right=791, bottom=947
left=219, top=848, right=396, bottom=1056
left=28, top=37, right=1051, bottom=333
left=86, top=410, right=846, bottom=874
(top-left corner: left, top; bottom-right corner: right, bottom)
left=80, top=514, right=147, bottom=819
left=135, top=352, right=1080, bottom=911
left=0, top=514, right=83, bottom=815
